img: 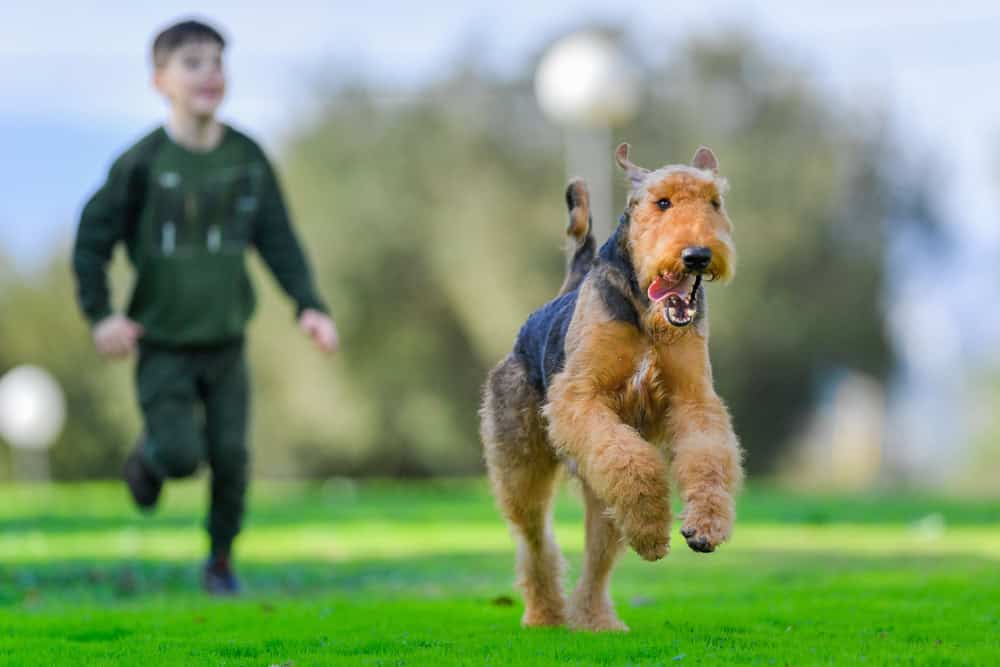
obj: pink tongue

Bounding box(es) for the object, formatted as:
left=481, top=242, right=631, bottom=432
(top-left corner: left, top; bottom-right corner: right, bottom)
left=648, top=276, right=674, bottom=302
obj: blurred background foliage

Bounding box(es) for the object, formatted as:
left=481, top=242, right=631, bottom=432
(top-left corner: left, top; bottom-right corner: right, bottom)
left=0, top=32, right=936, bottom=479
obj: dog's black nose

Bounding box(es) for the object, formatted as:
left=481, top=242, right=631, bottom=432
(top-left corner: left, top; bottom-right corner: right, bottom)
left=682, top=246, right=712, bottom=272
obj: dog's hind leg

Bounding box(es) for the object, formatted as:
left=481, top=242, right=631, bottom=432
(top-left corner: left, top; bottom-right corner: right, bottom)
left=481, top=355, right=566, bottom=627
left=567, top=481, right=628, bottom=632
left=556, top=179, right=596, bottom=297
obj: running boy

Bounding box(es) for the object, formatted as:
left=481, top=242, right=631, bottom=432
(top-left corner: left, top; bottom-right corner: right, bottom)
left=72, top=19, right=338, bottom=594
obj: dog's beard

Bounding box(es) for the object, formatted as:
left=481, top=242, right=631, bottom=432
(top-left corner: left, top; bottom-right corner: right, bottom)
left=648, top=273, right=701, bottom=327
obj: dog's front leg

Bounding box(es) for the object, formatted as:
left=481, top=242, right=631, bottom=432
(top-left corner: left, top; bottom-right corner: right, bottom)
left=545, top=326, right=672, bottom=562
left=662, top=337, right=743, bottom=553
left=548, top=389, right=671, bottom=561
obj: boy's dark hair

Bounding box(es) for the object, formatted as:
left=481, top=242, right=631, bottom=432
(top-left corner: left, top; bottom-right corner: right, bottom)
left=152, top=19, right=226, bottom=68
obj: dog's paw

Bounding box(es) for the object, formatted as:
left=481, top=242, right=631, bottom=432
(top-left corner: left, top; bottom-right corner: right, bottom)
left=568, top=612, right=629, bottom=633
left=680, top=525, right=716, bottom=552
left=630, top=533, right=670, bottom=561
left=618, top=496, right=671, bottom=561
left=521, top=607, right=566, bottom=628
left=567, top=588, right=628, bottom=632
left=680, top=494, right=734, bottom=553
left=622, top=519, right=670, bottom=561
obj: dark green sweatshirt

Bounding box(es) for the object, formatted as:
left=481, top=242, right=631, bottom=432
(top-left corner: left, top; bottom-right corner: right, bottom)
left=73, top=125, right=326, bottom=346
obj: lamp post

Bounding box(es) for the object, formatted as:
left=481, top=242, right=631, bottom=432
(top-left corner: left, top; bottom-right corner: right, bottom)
left=0, top=365, right=66, bottom=480
left=535, top=31, right=640, bottom=240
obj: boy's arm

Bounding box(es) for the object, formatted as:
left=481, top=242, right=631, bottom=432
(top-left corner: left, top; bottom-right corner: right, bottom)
left=252, top=159, right=328, bottom=317
left=72, top=160, right=130, bottom=326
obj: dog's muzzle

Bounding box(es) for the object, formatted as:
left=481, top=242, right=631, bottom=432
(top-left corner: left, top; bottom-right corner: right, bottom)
left=647, top=272, right=702, bottom=327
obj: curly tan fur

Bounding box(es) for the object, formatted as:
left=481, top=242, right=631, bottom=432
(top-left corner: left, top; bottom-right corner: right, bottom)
left=481, top=144, right=743, bottom=632
left=481, top=354, right=567, bottom=626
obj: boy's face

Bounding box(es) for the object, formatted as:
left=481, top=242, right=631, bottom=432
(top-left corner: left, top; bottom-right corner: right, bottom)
left=154, top=41, right=226, bottom=119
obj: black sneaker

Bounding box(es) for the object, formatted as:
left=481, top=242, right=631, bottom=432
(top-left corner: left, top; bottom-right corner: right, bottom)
left=202, top=555, right=241, bottom=596
left=122, top=447, right=162, bottom=510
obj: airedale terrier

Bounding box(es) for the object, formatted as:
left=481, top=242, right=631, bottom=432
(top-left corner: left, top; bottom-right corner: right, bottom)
left=480, top=143, right=742, bottom=632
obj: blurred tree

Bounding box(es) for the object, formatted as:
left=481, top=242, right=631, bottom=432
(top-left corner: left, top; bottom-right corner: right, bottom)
left=0, top=251, right=138, bottom=479
left=1, top=31, right=925, bottom=479
left=623, top=34, right=895, bottom=472
left=275, top=34, right=897, bottom=476
left=251, top=77, right=568, bottom=477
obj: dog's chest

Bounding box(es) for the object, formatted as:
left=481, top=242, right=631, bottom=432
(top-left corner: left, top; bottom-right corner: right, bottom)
left=619, top=349, right=669, bottom=436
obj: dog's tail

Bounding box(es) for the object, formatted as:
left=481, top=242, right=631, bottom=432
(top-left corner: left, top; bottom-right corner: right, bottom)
left=556, top=179, right=596, bottom=297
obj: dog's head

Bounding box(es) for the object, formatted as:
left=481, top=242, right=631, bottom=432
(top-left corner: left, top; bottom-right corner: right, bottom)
left=616, top=143, right=736, bottom=327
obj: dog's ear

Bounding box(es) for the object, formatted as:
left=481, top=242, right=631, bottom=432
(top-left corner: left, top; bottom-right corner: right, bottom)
left=615, top=143, right=649, bottom=190
left=691, top=146, right=719, bottom=173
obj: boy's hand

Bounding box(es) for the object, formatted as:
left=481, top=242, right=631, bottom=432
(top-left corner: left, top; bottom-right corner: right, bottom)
left=298, top=309, right=339, bottom=354
left=93, top=314, right=144, bottom=359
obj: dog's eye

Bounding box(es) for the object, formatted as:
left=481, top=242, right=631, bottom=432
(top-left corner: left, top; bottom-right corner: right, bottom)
left=711, top=199, right=721, bottom=211
left=656, top=198, right=671, bottom=211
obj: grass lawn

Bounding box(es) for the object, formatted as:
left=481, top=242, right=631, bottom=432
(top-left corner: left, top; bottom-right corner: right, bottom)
left=0, top=479, right=998, bottom=665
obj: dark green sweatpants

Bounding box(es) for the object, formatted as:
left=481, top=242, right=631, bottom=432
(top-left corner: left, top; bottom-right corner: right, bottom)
left=136, top=340, right=249, bottom=555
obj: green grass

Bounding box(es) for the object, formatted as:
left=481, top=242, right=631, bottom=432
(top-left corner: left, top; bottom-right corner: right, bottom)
left=1, top=480, right=998, bottom=665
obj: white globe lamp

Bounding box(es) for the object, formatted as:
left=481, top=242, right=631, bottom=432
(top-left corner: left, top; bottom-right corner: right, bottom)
left=0, top=365, right=66, bottom=479
left=535, top=32, right=641, bottom=238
